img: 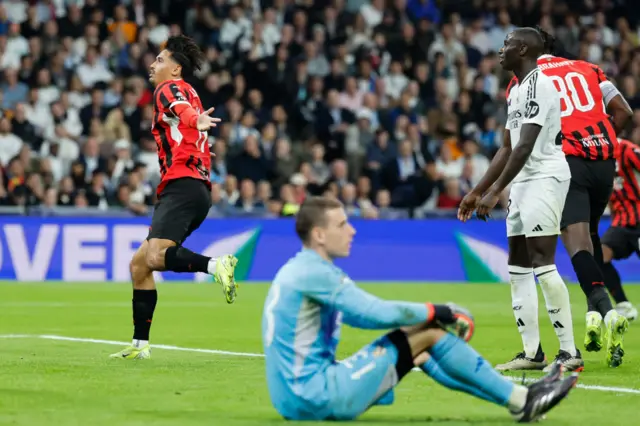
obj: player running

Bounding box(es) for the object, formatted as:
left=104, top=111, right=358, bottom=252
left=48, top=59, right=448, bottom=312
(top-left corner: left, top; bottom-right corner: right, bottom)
left=458, top=28, right=582, bottom=373
left=262, top=196, right=578, bottom=422
left=110, top=35, right=238, bottom=360
left=600, top=138, right=640, bottom=321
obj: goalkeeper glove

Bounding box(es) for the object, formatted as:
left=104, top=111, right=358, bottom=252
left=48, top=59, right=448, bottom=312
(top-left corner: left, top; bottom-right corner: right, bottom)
left=429, top=302, right=475, bottom=342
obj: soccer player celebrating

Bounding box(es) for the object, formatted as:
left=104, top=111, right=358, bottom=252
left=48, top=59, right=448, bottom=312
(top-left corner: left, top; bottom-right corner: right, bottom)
left=600, top=138, right=640, bottom=321
left=458, top=28, right=582, bottom=372
left=110, top=36, right=238, bottom=360
left=262, top=196, right=578, bottom=423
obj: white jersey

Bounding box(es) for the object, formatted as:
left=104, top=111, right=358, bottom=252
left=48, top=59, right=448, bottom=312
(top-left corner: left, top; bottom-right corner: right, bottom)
left=506, top=68, right=571, bottom=183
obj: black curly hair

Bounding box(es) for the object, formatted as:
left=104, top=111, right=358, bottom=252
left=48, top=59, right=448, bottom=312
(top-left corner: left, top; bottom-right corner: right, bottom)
left=535, top=25, right=578, bottom=60
left=535, top=25, right=555, bottom=55
left=164, top=35, right=206, bottom=77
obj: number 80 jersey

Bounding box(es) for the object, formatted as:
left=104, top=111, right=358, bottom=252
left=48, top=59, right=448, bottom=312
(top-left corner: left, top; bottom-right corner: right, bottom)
left=505, top=68, right=570, bottom=183
left=506, top=54, right=619, bottom=161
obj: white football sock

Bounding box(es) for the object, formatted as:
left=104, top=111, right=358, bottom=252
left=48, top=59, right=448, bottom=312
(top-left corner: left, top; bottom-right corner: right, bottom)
left=508, top=384, right=529, bottom=412
left=509, top=265, right=540, bottom=359
left=604, top=309, right=617, bottom=326
left=207, top=258, right=218, bottom=275
left=535, top=265, right=576, bottom=356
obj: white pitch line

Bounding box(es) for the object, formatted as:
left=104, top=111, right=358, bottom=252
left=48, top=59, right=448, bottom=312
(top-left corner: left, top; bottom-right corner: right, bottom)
left=37, top=334, right=266, bottom=358
left=2, top=334, right=640, bottom=395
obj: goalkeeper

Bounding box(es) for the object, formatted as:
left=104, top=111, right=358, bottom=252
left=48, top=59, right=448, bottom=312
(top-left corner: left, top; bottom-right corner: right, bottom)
left=261, top=196, right=578, bottom=423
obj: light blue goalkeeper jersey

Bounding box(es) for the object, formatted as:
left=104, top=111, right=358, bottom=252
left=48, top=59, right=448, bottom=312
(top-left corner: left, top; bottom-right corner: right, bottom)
left=261, top=248, right=431, bottom=419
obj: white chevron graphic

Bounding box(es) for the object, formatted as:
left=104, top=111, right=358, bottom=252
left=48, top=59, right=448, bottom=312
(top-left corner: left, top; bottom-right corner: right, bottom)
left=459, top=234, right=510, bottom=282
left=194, top=229, right=257, bottom=282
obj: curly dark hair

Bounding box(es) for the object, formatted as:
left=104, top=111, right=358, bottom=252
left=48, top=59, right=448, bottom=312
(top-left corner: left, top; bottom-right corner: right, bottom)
left=164, top=35, right=206, bottom=77
left=535, top=26, right=578, bottom=60
left=535, top=26, right=555, bottom=55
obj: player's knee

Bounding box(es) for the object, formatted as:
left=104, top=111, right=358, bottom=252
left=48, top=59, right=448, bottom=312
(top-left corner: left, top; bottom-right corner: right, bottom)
left=561, top=223, right=593, bottom=256
left=602, top=244, right=614, bottom=264
left=130, top=254, right=150, bottom=284
left=145, top=248, right=165, bottom=271
left=530, top=254, right=554, bottom=270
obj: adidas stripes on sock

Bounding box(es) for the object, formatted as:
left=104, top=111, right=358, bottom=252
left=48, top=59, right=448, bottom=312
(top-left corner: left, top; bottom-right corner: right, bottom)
left=509, top=265, right=540, bottom=358
left=534, top=265, right=576, bottom=356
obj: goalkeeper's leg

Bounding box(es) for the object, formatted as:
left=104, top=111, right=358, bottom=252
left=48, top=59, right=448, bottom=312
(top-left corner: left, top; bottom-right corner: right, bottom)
left=324, top=327, right=575, bottom=421
left=411, top=328, right=577, bottom=422
left=417, top=352, right=502, bottom=405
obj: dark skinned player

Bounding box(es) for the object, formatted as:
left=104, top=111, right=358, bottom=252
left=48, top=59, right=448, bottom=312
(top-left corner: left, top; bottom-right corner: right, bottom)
left=459, top=28, right=583, bottom=373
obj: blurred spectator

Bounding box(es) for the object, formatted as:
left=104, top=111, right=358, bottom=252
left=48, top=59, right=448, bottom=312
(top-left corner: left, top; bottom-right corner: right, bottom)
left=309, top=144, right=330, bottom=185
left=488, top=8, right=515, bottom=53
left=461, top=139, right=490, bottom=187
left=0, top=117, right=22, bottom=166
left=236, top=179, right=264, bottom=214
left=438, top=178, right=463, bottom=209
left=2, top=68, right=28, bottom=110
left=230, top=134, right=273, bottom=183
left=383, top=139, right=434, bottom=208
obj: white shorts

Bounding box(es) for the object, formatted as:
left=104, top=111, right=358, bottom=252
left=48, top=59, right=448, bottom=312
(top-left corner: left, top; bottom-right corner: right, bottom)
left=506, top=177, right=570, bottom=238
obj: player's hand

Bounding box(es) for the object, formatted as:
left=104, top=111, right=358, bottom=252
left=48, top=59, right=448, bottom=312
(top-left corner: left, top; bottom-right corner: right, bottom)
left=476, top=190, right=501, bottom=219
left=197, top=107, right=222, bottom=131
left=457, top=191, right=481, bottom=222
left=445, top=303, right=475, bottom=342
left=432, top=303, right=475, bottom=342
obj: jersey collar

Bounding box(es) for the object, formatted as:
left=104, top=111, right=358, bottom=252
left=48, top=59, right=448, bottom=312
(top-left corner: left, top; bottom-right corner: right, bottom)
left=539, top=54, right=554, bottom=60
left=520, top=67, right=539, bottom=86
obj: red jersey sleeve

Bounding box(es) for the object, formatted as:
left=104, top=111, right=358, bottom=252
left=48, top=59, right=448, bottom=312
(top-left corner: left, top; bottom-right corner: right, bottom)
left=593, top=64, right=608, bottom=84
left=626, top=143, right=640, bottom=171
left=505, top=76, right=518, bottom=98
left=578, top=60, right=608, bottom=84
left=156, top=82, right=191, bottom=116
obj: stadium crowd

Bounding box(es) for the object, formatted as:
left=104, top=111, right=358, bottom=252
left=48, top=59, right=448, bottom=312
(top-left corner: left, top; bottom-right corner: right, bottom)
left=0, top=0, right=639, bottom=218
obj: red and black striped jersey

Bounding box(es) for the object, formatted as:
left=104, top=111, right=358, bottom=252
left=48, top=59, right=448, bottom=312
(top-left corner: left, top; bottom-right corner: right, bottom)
left=610, top=139, right=640, bottom=228
left=506, top=55, right=619, bottom=161
left=152, top=79, right=211, bottom=196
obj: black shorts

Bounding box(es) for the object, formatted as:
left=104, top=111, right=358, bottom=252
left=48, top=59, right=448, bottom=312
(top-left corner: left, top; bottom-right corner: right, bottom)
left=147, top=178, right=212, bottom=245
left=601, top=226, right=640, bottom=260
left=560, top=156, right=615, bottom=230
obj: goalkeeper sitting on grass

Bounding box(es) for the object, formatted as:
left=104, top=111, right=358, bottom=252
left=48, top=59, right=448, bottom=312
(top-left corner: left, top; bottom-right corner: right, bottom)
left=261, top=196, right=579, bottom=423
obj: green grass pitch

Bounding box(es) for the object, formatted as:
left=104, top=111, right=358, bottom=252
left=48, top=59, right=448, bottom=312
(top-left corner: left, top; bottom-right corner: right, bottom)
left=2, top=282, right=640, bottom=426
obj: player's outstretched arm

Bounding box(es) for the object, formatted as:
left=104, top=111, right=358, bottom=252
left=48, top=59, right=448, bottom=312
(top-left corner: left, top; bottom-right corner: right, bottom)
left=304, top=274, right=432, bottom=329
left=304, top=271, right=474, bottom=334
left=172, top=103, right=222, bottom=131
left=458, top=129, right=512, bottom=222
